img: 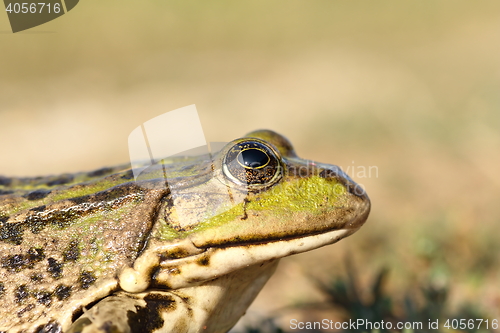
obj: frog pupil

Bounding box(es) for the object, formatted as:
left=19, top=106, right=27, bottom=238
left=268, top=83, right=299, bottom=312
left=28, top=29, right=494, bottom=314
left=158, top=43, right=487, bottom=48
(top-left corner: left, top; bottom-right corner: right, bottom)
left=237, top=149, right=269, bottom=168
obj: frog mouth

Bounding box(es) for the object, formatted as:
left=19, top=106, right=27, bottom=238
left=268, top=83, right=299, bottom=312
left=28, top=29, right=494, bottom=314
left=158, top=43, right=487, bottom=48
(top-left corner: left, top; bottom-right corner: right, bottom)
left=118, top=226, right=358, bottom=295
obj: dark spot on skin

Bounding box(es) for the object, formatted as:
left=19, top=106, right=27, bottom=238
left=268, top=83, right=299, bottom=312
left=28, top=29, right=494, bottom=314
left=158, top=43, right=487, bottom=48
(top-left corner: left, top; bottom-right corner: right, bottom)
left=35, top=290, right=53, bottom=306
left=149, top=265, right=161, bottom=281
left=144, top=293, right=177, bottom=310
left=99, top=321, right=120, bottom=333
left=46, top=174, right=74, bottom=186
left=54, top=284, right=72, bottom=300
left=17, top=303, right=35, bottom=317
left=87, top=167, right=114, bottom=178
left=47, top=258, right=63, bottom=279
left=1, top=254, right=25, bottom=271
left=28, top=247, right=46, bottom=261
left=34, top=321, right=62, bottom=333
left=31, top=273, right=44, bottom=282
left=1, top=247, right=45, bottom=272
left=79, top=271, right=96, bottom=289
left=31, top=205, right=47, bottom=213
left=241, top=197, right=249, bottom=220
left=15, top=285, right=29, bottom=303
left=160, top=247, right=189, bottom=260
left=127, top=293, right=176, bottom=333
left=161, top=195, right=172, bottom=216
left=24, top=189, right=52, bottom=201
left=0, top=282, right=4, bottom=297
left=63, top=240, right=80, bottom=262
left=197, top=255, right=210, bottom=266
left=0, top=221, right=23, bottom=245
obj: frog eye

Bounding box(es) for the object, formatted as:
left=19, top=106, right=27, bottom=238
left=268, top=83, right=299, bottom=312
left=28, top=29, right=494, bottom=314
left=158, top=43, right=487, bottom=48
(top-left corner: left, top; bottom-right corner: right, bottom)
left=223, top=140, right=282, bottom=187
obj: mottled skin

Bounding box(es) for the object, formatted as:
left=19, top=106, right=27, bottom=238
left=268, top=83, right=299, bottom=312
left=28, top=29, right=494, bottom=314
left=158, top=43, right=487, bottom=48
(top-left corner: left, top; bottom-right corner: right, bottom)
left=0, top=130, right=370, bottom=333
left=0, top=171, right=166, bottom=332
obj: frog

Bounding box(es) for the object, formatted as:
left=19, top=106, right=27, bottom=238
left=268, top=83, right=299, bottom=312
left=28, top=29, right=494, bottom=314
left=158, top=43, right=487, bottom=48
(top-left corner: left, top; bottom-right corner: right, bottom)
left=0, top=129, right=370, bottom=333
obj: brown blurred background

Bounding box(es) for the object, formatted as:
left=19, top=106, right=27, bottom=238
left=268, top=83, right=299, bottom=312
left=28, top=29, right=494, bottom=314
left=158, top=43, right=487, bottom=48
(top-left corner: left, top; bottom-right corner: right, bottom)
left=1, top=1, right=499, bottom=331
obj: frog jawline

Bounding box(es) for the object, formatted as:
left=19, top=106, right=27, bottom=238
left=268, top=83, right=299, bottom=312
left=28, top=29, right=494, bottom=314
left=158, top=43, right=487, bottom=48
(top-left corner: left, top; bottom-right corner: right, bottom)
left=154, top=227, right=358, bottom=290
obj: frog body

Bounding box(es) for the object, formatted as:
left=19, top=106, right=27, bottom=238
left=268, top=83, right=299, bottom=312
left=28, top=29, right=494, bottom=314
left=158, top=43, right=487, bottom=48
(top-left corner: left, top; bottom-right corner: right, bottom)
left=0, top=130, right=370, bottom=333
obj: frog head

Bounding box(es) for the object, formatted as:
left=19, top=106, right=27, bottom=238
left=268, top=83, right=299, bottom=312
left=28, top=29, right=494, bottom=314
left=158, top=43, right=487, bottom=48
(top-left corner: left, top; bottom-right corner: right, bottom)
left=119, top=129, right=370, bottom=292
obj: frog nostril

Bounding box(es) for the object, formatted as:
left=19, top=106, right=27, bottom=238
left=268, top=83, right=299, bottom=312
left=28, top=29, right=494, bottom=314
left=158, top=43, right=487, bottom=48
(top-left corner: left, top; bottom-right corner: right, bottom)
left=319, top=168, right=341, bottom=179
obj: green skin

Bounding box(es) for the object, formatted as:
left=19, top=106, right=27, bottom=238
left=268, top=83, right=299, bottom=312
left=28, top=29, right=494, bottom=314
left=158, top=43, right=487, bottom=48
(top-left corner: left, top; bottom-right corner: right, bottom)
left=0, top=130, right=370, bottom=333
